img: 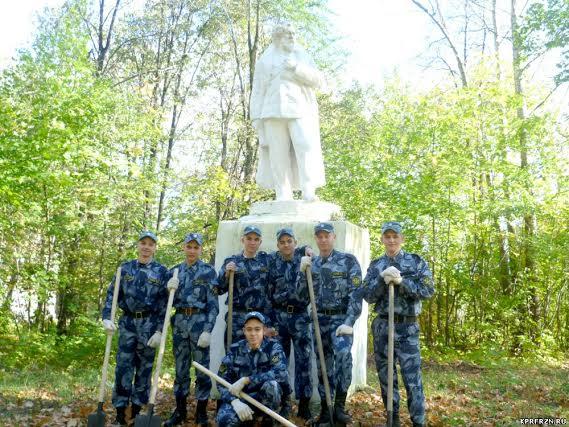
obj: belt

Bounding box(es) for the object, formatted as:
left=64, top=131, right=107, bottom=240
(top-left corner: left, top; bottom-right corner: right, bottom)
left=318, top=309, right=346, bottom=316
left=176, top=307, right=203, bottom=316
left=123, top=310, right=152, bottom=319
left=277, top=305, right=306, bottom=314
left=380, top=314, right=417, bottom=323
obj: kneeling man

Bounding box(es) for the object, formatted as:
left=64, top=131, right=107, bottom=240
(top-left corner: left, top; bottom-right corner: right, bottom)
left=216, top=312, right=288, bottom=426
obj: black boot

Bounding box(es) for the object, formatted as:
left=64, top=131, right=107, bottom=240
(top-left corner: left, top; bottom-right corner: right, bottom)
left=297, top=397, right=312, bottom=420
left=130, top=403, right=142, bottom=421
left=260, top=416, right=274, bottom=427
left=164, top=395, right=187, bottom=427
left=114, top=407, right=127, bottom=426
left=280, top=394, right=292, bottom=418
left=195, top=399, right=209, bottom=426
left=317, top=399, right=331, bottom=425
left=391, top=412, right=401, bottom=427
left=333, top=391, right=351, bottom=425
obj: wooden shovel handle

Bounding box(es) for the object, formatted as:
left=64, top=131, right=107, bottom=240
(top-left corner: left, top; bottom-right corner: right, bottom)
left=97, top=266, right=121, bottom=403
left=226, top=270, right=235, bottom=349
left=306, top=267, right=334, bottom=414
left=148, top=268, right=178, bottom=405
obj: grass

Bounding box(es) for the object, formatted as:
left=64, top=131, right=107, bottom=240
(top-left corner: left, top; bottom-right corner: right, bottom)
left=358, top=354, right=569, bottom=426
left=1, top=353, right=568, bottom=426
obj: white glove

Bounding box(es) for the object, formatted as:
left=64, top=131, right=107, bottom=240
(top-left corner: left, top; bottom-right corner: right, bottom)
left=300, top=256, right=312, bottom=273
left=335, top=324, right=353, bottom=336
left=102, top=319, right=116, bottom=332
left=197, top=331, right=211, bottom=348
left=381, top=266, right=402, bottom=285
left=229, top=377, right=249, bottom=397
left=231, top=399, right=253, bottom=421
left=147, top=331, right=162, bottom=348
left=381, top=266, right=401, bottom=278
left=167, top=276, right=179, bottom=291
left=386, top=275, right=403, bottom=285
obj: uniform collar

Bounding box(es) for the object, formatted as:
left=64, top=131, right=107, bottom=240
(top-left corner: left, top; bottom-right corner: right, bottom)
left=240, top=251, right=260, bottom=261
left=185, top=259, right=200, bottom=270
left=276, top=251, right=294, bottom=262
left=137, top=259, right=153, bottom=268
left=386, top=249, right=406, bottom=262
left=320, top=249, right=337, bottom=262
left=245, top=337, right=268, bottom=353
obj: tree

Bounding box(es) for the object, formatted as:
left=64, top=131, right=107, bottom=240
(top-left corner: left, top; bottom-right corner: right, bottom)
left=519, top=0, right=569, bottom=85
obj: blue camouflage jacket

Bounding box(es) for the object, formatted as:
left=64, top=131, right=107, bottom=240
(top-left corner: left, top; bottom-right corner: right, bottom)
left=216, top=251, right=273, bottom=323
left=363, top=249, right=435, bottom=316
left=170, top=260, right=219, bottom=333
left=268, top=246, right=309, bottom=310
left=102, top=259, right=170, bottom=329
left=299, top=249, right=363, bottom=327
left=218, top=337, right=288, bottom=403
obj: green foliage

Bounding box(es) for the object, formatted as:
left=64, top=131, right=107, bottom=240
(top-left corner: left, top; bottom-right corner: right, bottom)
left=519, top=0, right=569, bottom=84
left=319, top=68, right=568, bottom=355
left=1, top=0, right=567, bottom=371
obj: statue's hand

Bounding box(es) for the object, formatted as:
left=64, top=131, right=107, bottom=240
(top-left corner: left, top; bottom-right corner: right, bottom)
left=283, top=58, right=297, bottom=71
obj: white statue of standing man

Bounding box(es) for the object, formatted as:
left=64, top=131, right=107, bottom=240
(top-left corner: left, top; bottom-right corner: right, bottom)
left=251, top=22, right=325, bottom=202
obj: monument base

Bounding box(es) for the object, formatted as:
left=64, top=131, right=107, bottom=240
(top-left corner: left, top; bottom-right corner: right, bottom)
left=240, top=200, right=343, bottom=222
left=210, top=201, right=370, bottom=398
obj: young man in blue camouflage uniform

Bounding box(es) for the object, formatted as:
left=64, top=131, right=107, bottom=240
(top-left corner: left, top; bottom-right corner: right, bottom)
left=267, top=227, right=314, bottom=420
left=164, top=233, right=219, bottom=427
left=101, top=231, right=172, bottom=425
left=216, top=225, right=273, bottom=345
left=363, top=222, right=435, bottom=427
left=216, top=311, right=289, bottom=427
left=299, top=222, right=363, bottom=425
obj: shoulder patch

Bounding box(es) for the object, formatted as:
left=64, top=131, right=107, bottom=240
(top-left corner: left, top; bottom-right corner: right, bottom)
left=352, top=277, right=361, bottom=286
left=271, top=354, right=280, bottom=364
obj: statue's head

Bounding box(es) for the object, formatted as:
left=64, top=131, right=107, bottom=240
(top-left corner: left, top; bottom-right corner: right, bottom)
left=272, top=22, right=295, bottom=52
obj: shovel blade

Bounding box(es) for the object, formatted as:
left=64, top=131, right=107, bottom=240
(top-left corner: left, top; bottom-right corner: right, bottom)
left=134, top=413, right=161, bottom=427
left=87, top=409, right=106, bottom=427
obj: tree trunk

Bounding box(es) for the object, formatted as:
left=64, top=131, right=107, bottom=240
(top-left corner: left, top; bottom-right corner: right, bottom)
left=510, top=0, right=539, bottom=347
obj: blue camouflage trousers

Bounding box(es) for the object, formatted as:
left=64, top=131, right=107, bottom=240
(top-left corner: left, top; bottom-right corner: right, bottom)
left=274, top=310, right=313, bottom=399
left=314, top=314, right=353, bottom=400
left=112, top=315, right=157, bottom=407
left=216, top=380, right=282, bottom=426
left=171, top=313, right=212, bottom=400
left=372, top=316, right=426, bottom=425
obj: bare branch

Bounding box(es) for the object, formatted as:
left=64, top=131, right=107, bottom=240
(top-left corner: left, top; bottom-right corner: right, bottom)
left=411, top=0, right=468, bottom=87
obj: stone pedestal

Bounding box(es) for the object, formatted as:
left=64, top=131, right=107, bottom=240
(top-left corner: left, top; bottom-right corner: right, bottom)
left=209, top=201, right=370, bottom=397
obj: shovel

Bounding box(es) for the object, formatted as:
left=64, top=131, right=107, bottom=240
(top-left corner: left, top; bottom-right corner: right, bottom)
left=226, top=270, right=235, bottom=349
left=134, top=268, right=178, bottom=427
left=88, top=266, right=122, bottom=427
left=387, top=280, right=395, bottom=427
left=192, top=361, right=297, bottom=427
left=306, top=266, right=335, bottom=426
